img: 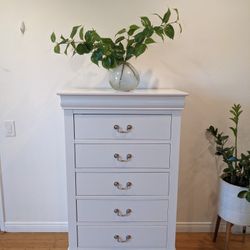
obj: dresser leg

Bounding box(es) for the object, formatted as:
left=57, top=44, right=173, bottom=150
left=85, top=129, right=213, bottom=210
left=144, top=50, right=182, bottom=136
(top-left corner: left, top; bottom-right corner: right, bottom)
left=213, top=215, right=221, bottom=242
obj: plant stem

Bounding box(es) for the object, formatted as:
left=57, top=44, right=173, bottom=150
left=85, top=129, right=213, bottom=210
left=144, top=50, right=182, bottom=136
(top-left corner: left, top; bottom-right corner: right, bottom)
left=235, top=118, right=238, bottom=161
left=119, top=63, right=125, bottom=89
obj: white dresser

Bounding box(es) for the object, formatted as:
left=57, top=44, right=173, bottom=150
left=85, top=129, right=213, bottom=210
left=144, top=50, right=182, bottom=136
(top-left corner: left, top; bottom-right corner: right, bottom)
left=58, top=89, right=187, bottom=250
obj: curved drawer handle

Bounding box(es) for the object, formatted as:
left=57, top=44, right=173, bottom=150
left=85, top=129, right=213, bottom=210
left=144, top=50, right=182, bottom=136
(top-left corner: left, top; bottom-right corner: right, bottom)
left=114, top=124, right=132, bottom=133
left=114, top=153, right=132, bottom=162
left=114, top=208, right=132, bottom=217
left=114, top=234, right=132, bottom=243
left=114, top=181, right=132, bottom=190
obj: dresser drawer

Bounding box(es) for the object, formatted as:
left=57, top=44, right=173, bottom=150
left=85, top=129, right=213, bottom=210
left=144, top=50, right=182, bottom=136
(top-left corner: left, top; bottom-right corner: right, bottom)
left=75, top=143, right=170, bottom=169
left=77, top=225, right=167, bottom=248
left=77, top=199, right=168, bottom=222
left=74, top=114, right=171, bottom=140
left=76, top=172, right=169, bottom=196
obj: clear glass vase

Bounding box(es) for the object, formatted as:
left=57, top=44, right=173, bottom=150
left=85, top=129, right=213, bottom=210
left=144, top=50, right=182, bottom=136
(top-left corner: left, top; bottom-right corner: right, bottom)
left=109, top=62, right=140, bottom=91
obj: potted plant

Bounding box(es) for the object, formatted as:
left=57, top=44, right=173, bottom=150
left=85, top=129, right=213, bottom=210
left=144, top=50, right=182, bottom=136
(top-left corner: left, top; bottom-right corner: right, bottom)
left=50, top=8, right=181, bottom=91
left=207, top=104, right=250, bottom=227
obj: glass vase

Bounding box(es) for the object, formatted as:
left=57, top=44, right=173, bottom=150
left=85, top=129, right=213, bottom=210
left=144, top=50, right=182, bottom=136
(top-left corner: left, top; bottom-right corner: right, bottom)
left=109, top=62, right=140, bottom=91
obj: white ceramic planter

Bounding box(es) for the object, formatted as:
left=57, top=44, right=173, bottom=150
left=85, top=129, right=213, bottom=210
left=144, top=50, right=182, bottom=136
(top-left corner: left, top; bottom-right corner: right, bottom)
left=218, top=178, right=250, bottom=225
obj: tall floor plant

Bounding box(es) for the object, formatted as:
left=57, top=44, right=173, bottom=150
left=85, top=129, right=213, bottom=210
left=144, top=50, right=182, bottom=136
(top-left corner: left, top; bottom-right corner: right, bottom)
left=207, top=104, right=250, bottom=202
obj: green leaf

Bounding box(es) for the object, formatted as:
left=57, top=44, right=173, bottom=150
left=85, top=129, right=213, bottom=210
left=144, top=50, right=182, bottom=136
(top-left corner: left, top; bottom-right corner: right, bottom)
left=127, top=39, right=134, bottom=47
left=143, top=27, right=154, bottom=37
left=54, top=44, right=60, bottom=54
left=246, top=192, right=250, bottom=202
left=164, top=24, right=175, bottom=39
left=116, top=28, right=126, bottom=36
left=101, top=38, right=114, bottom=46
left=102, top=56, right=113, bottom=69
left=91, top=49, right=103, bottom=66
left=85, top=30, right=93, bottom=42
left=163, top=9, right=171, bottom=23
left=145, top=37, right=156, bottom=44
left=153, top=13, right=163, bottom=21
left=79, top=27, right=84, bottom=40
left=134, top=43, right=147, bottom=57
left=50, top=32, right=56, bottom=43
left=114, top=43, right=125, bottom=59
left=179, top=23, right=183, bottom=33
left=230, top=127, right=237, bottom=136
left=115, top=36, right=125, bottom=44
left=154, top=26, right=164, bottom=40
left=91, top=55, right=98, bottom=66
left=64, top=43, right=70, bottom=55
left=134, top=32, right=146, bottom=43
left=125, top=46, right=135, bottom=60
left=173, top=8, right=180, bottom=21
left=238, top=110, right=243, bottom=116
left=92, top=30, right=101, bottom=41
left=238, top=190, right=247, bottom=198
left=76, top=43, right=93, bottom=55
left=228, top=156, right=237, bottom=162
left=85, top=42, right=93, bottom=52
left=230, top=117, right=237, bottom=123
left=129, top=24, right=140, bottom=30
left=70, top=25, right=81, bottom=39
left=128, top=25, right=140, bottom=36
left=60, top=35, right=67, bottom=42
left=76, top=43, right=86, bottom=55
left=141, top=16, right=151, bottom=27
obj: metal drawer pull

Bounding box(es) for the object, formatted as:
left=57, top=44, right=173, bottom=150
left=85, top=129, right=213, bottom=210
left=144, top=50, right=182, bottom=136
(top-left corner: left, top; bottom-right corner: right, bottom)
left=114, top=153, right=132, bottom=162
left=114, top=234, right=132, bottom=243
left=114, top=124, right=132, bottom=133
left=114, top=181, right=132, bottom=190
left=114, top=208, right=132, bottom=217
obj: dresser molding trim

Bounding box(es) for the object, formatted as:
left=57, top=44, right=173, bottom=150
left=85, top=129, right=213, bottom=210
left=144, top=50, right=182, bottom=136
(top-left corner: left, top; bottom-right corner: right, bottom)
left=58, top=88, right=187, bottom=110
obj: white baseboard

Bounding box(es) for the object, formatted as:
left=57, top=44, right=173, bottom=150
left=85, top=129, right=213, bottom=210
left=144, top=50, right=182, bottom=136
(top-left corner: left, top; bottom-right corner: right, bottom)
left=3, top=221, right=248, bottom=233
left=177, top=222, right=249, bottom=234
left=4, top=221, right=68, bottom=232
left=176, top=222, right=223, bottom=232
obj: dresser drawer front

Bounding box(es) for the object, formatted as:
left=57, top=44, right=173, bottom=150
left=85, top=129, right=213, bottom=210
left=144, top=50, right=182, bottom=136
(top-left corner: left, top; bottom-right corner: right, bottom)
left=74, top=115, right=171, bottom=140
left=77, top=225, right=167, bottom=248
left=76, top=172, right=169, bottom=196
left=77, top=199, right=168, bottom=222
left=75, top=143, right=170, bottom=169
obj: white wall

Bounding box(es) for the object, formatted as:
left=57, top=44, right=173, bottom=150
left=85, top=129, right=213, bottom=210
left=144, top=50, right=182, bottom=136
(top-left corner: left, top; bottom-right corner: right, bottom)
left=0, top=0, right=250, bottom=232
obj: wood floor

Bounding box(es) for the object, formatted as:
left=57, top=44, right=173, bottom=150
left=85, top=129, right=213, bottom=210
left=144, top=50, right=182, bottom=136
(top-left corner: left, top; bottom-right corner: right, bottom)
left=0, top=232, right=249, bottom=250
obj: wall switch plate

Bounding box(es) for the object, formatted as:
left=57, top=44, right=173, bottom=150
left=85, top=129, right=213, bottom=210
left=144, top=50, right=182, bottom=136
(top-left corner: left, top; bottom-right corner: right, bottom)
left=4, top=120, right=16, bottom=137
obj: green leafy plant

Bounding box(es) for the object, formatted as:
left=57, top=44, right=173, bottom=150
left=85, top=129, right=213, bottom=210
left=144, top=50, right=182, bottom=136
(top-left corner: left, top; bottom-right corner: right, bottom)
left=50, top=8, right=181, bottom=69
left=207, top=104, right=250, bottom=202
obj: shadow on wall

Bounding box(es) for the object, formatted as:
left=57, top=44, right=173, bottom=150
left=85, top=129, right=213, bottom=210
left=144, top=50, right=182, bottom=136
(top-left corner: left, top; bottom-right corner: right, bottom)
left=139, top=70, right=160, bottom=89
left=63, top=57, right=161, bottom=90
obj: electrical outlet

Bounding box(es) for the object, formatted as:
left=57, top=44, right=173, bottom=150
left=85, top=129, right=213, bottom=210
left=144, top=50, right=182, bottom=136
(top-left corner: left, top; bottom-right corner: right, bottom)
left=4, top=120, right=16, bottom=137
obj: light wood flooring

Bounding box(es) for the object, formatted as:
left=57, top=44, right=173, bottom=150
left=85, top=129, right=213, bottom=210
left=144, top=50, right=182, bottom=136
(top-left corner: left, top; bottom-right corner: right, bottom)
left=0, top=232, right=249, bottom=250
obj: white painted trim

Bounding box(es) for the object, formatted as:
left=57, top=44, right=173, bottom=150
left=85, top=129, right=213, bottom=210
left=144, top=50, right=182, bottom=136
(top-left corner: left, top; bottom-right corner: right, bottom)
left=176, top=222, right=218, bottom=232
left=3, top=221, right=248, bottom=233
left=177, top=222, right=249, bottom=233
left=0, top=157, right=5, bottom=231
left=4, top=221, right=68, bottom=232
